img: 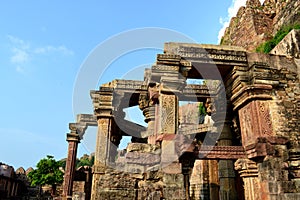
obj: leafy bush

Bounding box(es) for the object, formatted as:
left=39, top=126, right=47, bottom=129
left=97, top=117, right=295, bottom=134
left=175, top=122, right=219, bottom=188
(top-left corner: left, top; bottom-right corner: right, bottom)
left=27, top=155, right=64, bottom=196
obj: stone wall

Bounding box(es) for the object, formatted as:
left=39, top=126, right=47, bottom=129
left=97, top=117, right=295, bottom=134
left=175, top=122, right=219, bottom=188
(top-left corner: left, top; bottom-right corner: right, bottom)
left=91, top=162, right=185, bottom=200
left=270, top=29, right=300, bottom=58
left=221, top=0, right=300, bottom=52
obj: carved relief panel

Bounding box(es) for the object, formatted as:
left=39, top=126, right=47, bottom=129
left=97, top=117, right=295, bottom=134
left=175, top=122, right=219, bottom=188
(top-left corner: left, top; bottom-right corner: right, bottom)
left=238, top=100, right=273, bottom=147
left=158, top=93, right=178, bottom=134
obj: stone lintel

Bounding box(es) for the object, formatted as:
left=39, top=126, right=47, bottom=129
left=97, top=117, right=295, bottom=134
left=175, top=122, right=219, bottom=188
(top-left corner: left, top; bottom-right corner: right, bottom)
left=76, top=114, right=97, bottom=126
left=160, top=77, right=186, bottom=94
left=197, top=145, right=246, bottom=160
left=163, top=42, right=248, bottom=68
left=179, top=124, right=212, bottom=135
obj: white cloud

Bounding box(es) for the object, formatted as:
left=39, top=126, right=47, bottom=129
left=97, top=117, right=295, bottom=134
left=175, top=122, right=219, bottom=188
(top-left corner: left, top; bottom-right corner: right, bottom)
left=34, top=45, right=74, bottom=56
left=218, top=0, right=265, bottom=43
left=10, top=48, right=30, bottom=64
left=7, top=35, right=30, bottom=50
left=16, top=66, right=25, bottom=74
left=7, top=35, right=74, bottom=73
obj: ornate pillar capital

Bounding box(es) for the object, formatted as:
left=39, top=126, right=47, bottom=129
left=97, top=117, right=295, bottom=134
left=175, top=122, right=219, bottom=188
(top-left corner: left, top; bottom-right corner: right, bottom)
left=234, top=159, right=258, bottom=178
left=90, top=86, right=114, bottom=118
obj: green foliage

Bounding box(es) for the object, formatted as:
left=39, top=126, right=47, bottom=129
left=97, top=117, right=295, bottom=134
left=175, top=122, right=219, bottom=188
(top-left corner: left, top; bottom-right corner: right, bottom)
left=57, top=154, right=94, bottom=170
left=76, top=154, right=94, bottom=168
left=198, top=102, right=206, bottom=115
left=58, top=158, right=66, bottom=169
left=27, top=155, right=64, bottom=187
left=256, top=24, right=300, bottom=53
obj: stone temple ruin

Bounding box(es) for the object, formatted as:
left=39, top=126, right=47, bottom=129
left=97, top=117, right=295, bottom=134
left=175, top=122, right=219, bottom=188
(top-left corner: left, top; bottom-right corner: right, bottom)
left=62, top=38, right=300, bottom=200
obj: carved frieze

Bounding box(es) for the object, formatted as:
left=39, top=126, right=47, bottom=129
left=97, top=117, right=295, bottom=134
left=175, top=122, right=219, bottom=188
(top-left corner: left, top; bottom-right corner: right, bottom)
left=197, top=145, right=246, bottom=160
left=152, top=65, right=180, bottom=71
left=164, top=43, right=247, bottom=66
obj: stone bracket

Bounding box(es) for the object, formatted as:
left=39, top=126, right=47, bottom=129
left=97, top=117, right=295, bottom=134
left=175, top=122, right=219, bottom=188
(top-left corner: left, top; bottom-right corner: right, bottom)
left=245, top=136, right=289, bottom=159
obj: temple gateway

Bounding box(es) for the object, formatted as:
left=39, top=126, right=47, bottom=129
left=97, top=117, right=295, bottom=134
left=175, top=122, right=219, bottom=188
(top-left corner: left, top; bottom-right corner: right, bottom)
left=62, top=39, right=300, bottom=200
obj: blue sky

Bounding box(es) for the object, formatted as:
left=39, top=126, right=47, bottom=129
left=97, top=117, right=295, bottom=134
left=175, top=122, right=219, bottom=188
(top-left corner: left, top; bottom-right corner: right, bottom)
left=0, top=0, right=258, bottom=169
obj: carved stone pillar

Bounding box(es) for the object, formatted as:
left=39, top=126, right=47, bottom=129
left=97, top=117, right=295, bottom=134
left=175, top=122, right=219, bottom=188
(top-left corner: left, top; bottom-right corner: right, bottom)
left=95, top=118, right=115, bottom=166
left=234, top=159, right=260, bottom=200
left=189, top=160, right=210, bottom=200
left=62, top=125, right=81, bottom=199
left=90, top=87, right=114, bottom=200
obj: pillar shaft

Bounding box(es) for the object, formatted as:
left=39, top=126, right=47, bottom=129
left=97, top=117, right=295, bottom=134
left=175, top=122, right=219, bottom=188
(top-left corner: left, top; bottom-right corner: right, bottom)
left=234, top=159, right=260, bottom=200
left=62, top=133, right=80, bottom=199
left=217, top=119, right=237, bottom=200
left=209, top=160, right=219, bottom=200
left=94, top=118, right=115, bottom=166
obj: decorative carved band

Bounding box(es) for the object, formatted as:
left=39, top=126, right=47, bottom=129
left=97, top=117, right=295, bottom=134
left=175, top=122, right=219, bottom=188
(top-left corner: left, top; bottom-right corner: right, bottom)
left=164, top=44, right=247, bottom=66
left=197, top=145, right=246, bottom=160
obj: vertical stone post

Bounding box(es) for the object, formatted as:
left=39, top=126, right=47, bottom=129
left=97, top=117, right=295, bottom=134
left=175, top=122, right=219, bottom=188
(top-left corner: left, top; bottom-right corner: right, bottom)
left=62, top=125, right=80, bottom=199
left=138, top=85, right=160, bottom=143
left=234, top=159, right=260, bottom=200
left=214, top=95, right=237, bottom=200
left=208, top=160, right=219, bottom=200
left=217, top=121, right=237, bottom=200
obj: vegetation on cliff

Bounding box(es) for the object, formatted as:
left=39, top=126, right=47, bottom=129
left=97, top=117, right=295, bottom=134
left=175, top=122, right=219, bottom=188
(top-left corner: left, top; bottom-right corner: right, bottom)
left=256, top=24, right=300, bottom=53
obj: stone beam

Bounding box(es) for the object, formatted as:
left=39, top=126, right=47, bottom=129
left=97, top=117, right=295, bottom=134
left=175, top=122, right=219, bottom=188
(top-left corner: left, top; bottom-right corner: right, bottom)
left=76, top=114, right=97, bottom=126
left=164, top=42, right=247, bottom=67
left=178, top=124, right=213, bottom=135
left=197, top=146, right=246, bottom=160
left=116, top=118, right=146, bottom=138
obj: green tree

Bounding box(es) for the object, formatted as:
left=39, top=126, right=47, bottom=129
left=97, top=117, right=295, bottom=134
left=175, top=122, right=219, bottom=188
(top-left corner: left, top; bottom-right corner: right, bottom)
left=76, top=154, right=94, bottom=168
left=27, top=155, right=64, bottom=196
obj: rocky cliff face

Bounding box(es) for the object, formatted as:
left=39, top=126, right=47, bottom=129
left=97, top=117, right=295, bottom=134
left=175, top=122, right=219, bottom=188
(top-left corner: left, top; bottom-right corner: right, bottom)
left=221, top=0, right=300, bottom=51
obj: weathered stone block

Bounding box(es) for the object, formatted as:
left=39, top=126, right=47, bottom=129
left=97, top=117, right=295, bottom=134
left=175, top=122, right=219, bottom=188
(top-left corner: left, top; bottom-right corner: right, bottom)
left=127, top=143, right=161, bottom=154
left=163, top=187, right=185, bottom=200
left=125, top=152, right=161, bottom=165
left=161, top=162, right=182, bottom=174
left=162, top=173, right=184, bottom=187
left=124, top=163, right=145, bottom=173
left=161, top=140, right=178, bottom=163
left=97, top=189, right=136, bottom=200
